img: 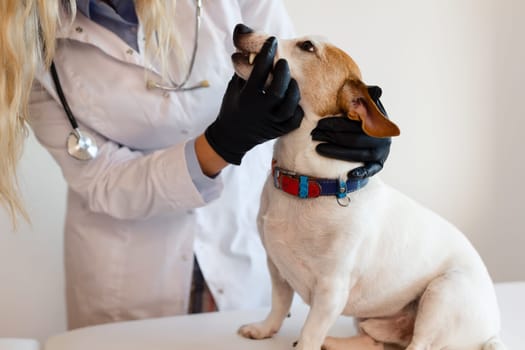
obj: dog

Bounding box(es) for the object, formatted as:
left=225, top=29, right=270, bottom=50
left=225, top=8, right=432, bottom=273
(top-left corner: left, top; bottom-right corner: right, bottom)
left=231, top=24, right=507, bottom=350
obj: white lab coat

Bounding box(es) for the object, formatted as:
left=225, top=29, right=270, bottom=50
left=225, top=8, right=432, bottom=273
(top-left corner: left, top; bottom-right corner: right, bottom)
left=28, top=0, right=294, bottom=329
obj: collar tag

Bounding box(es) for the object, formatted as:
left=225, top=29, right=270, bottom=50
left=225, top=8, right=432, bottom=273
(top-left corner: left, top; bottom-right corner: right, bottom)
left=337, top=177, right=351, bottom=207
left=337, top=178, right=348, bottom=199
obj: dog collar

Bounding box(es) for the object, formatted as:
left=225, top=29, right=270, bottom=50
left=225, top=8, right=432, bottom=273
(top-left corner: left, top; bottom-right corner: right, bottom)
left=272, top=160, right=368, bottom=206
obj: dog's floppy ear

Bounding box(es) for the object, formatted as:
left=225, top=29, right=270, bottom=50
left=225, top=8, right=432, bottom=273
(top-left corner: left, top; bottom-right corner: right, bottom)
left=338, top=79, right=400, bottom=138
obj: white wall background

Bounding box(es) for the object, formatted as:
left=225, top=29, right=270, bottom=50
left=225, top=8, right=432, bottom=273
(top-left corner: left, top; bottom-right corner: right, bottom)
left=0, top=132, right=67, bottom=341
left=0, top=0, right=523, bottom=343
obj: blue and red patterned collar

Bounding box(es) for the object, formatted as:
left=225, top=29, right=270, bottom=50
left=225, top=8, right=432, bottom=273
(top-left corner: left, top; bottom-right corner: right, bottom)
left=272, top=160, right=368, bottom=206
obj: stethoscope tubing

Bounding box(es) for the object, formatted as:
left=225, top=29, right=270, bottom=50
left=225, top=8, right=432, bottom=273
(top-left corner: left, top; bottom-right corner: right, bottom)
left=146, top=0, right=208, bottom=92
left=50, top=61, right=79, bottom=130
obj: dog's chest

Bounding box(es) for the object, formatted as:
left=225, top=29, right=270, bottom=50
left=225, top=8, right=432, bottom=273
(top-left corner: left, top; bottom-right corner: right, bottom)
left=260, top=117, right=373, bottom=303
left=258, top=183, right=361, bottom=303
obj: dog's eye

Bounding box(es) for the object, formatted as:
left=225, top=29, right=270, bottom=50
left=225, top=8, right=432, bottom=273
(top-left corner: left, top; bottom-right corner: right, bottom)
left=298, top=40, right=315, bottom=52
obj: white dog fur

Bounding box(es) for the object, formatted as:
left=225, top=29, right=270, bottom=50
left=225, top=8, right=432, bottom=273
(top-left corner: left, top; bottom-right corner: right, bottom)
left=232, top=25, right=507, bottom=350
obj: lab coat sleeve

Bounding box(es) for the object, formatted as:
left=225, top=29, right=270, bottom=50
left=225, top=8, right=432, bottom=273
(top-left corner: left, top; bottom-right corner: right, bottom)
left=28, top=79, right=222, bottom=220
left=237, top=0, right=296, bottom=37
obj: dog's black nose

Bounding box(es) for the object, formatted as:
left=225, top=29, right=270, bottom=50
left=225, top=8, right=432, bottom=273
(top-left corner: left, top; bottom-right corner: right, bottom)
left=234, top=23, right=254, bottom=36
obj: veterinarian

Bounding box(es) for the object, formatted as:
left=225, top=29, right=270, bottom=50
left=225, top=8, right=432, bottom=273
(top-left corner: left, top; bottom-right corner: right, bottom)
left=2, top=0, right=391, bottom=329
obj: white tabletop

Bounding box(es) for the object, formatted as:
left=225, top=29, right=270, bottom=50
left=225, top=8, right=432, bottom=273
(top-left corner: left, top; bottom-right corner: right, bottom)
left=45, top=282, right=524, bottom=350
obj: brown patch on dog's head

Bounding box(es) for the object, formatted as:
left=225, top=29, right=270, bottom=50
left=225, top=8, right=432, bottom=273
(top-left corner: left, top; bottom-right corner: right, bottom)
left=294, top=43, right=399, bottom=138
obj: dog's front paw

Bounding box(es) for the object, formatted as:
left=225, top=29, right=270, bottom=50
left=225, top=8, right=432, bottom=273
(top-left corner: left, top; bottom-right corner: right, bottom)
left=238, top=322, right=278, bottom=340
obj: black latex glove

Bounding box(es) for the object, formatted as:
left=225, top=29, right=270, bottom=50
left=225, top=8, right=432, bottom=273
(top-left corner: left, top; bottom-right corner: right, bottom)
left=311, top=86, right=391, bottom=179
left=205, top=37, right=304, bottom=165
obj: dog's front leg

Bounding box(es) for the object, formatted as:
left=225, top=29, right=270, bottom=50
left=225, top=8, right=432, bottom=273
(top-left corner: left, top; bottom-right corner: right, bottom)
left=295, top=277, right=349, bottom=350
left=238, top=257, right=294, bottom=339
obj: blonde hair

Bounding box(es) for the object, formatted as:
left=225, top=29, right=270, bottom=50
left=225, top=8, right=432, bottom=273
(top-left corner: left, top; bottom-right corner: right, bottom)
left=0, top=0, right=74, bottom=228
left=136, top=0, right=182, bottom=81
left=0, top=0, right=181, bottom=228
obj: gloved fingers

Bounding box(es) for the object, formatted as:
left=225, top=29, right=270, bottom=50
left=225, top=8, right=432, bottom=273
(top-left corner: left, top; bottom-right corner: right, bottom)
left=373, top=97, right=388, bottom=117
left=272, top=78, right=301, bottom=122
left=276, top=105, right=304, bottom=133
left=348, top=163, right=383, bottom=180
left=227, top=74, right=246, bottom=91
left=267, top=59, right=291, bottom=99
left=367, top=85, right=388, bottom=117
left=313, top=116, right=363, bottom=133
left=245, top=36, right=277, bottom=92
left=312, top=129, right=392, bottom=150
left=311, top=128, right=339, bottom=143
left=367, top=85, right=382, bottom=100
left=233, top=73, right=247, bottom=86
left=312, top=131, right=378, bottom=149
left=315, top=143, right=388, bottom=163
left=311, top=87, right=391, bottom=180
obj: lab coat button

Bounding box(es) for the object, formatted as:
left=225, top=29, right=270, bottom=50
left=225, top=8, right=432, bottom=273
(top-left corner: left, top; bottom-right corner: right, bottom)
left=217, top=288, right=224, bottom=294
left=182, top=255, right=189, bottom=261
left=126, top=48, right=134, bottom=55
left=181, top=129, right=189, bottom=135
left=75, top=26, right=83, bottom=33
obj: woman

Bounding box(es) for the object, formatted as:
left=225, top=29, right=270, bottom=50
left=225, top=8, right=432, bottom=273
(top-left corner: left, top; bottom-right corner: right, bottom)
left=1, top=0, right=391, bottom=329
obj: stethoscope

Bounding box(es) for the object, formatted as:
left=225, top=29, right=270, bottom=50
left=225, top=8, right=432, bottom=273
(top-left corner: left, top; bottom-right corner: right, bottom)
left=146, top=0, right=209, bottom=92
left=50, top=0, right=207, bottom=161
left=50, top=61, right=99, bottom=161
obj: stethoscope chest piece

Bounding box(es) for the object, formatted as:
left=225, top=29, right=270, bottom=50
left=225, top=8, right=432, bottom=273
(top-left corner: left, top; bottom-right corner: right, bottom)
left=50, top=61, right=99, bottom=161
left=67, top=128, right=98, bottom=161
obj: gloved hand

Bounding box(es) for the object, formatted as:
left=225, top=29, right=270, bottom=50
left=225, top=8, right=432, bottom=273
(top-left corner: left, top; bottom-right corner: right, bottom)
left=311, top=86, right=391, bottom=179
left=205, top=37, right=304, bottom=165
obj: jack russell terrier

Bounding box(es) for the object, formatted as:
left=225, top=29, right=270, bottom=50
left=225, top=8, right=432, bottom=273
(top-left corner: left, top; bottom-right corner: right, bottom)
left=231, top=24, right=506, bottom=350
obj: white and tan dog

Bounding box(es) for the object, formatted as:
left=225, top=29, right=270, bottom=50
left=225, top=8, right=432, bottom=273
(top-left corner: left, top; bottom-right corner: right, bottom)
left=232, top=24, right=506, bottom=350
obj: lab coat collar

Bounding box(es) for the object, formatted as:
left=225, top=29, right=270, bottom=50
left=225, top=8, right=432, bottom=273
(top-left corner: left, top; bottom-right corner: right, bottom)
left=56, top=11, right=144, bottom=66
